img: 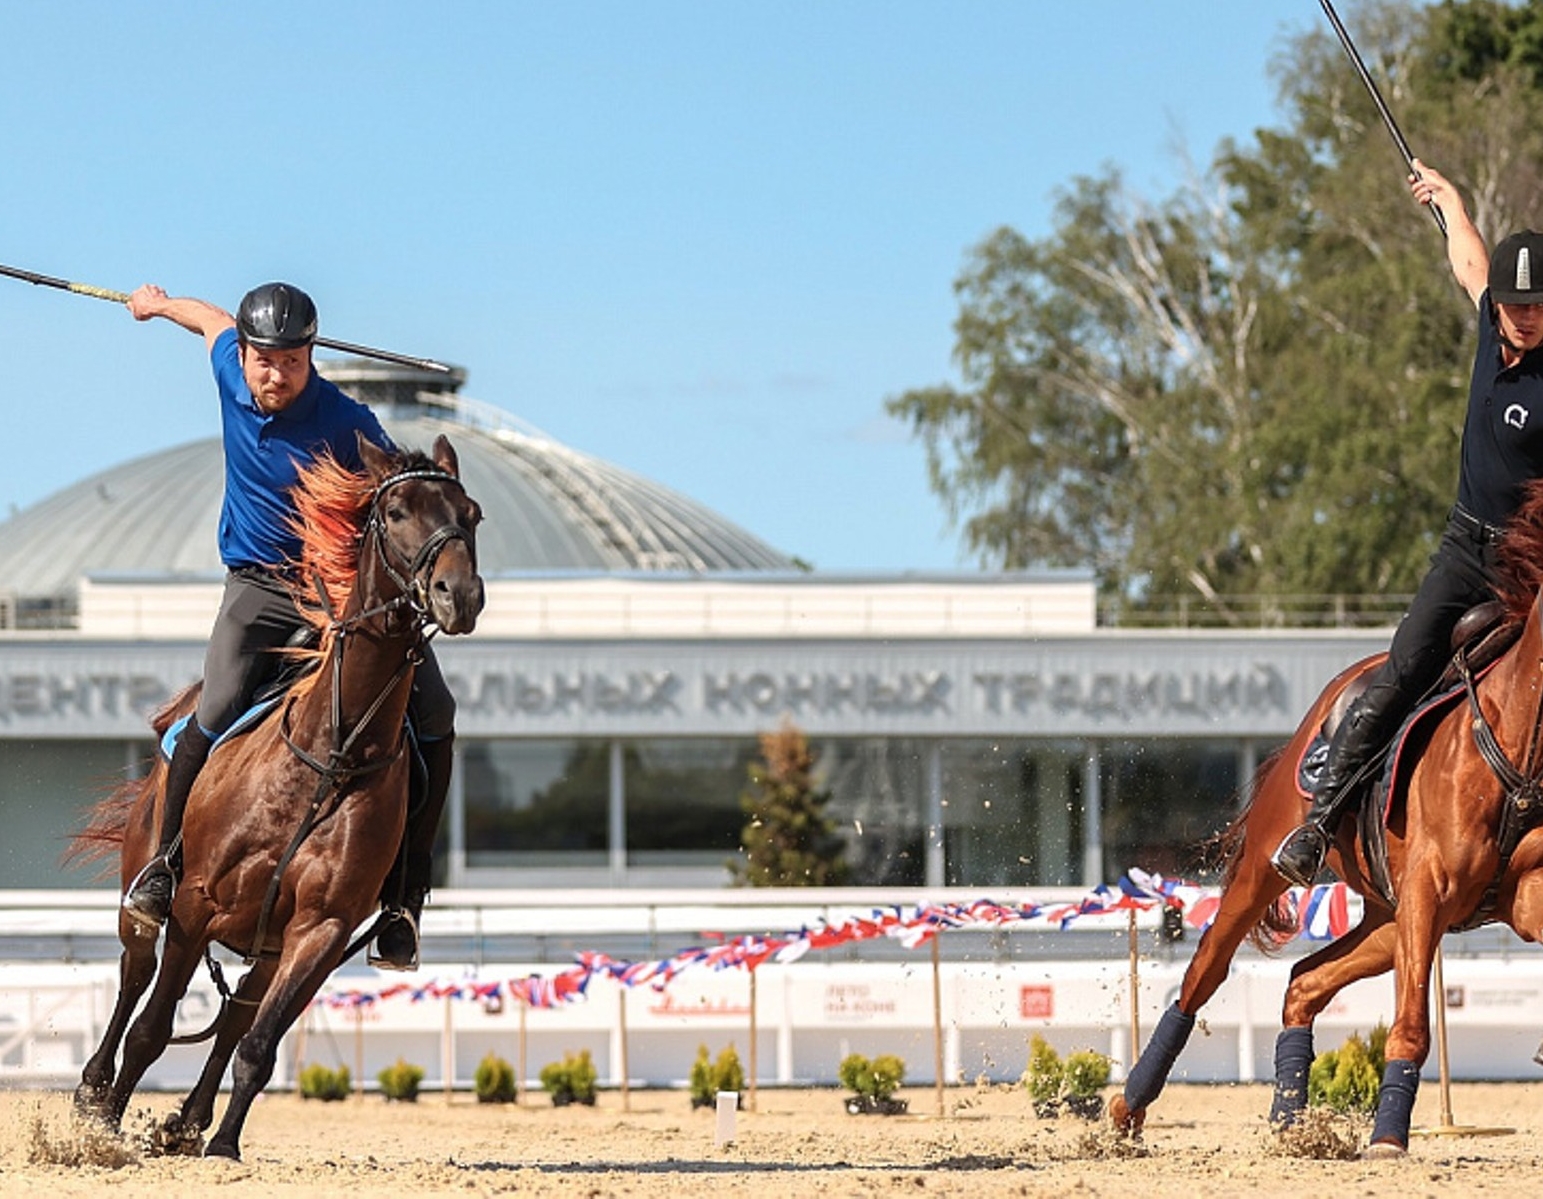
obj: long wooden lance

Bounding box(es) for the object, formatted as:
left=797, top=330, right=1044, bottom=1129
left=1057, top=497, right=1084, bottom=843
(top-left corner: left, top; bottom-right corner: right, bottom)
left=1318, top=0, right=1447, bottom=237
left=0, top=261, right=453, bottom=373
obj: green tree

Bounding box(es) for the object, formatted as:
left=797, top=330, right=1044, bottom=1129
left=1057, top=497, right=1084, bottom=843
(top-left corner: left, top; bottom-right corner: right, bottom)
left=888, top=0, right=1543, bottom=617
left=730, top=723, right=849, bottom=886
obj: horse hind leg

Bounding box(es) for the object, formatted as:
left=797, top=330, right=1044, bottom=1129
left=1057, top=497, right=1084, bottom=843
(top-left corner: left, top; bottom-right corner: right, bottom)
left=74, top=916, right=161, bottom=1126
left=1268, top=910, right=1396, bottom=1128
left=205, top=924, right=347, bottom=1161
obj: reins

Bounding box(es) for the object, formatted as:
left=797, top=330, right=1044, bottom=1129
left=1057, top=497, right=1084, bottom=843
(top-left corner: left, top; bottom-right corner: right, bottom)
left=244, top=465, right=466, bottom=964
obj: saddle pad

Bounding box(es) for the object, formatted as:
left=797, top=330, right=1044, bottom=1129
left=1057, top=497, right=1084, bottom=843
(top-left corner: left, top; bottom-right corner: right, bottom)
left=160, top=698, right=282, bottom=762
left=1293, top=662, right=1500, bottom=822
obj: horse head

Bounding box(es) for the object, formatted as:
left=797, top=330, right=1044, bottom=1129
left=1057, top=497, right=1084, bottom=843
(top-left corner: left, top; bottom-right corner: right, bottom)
left=357, top=433, right=485, bottom=636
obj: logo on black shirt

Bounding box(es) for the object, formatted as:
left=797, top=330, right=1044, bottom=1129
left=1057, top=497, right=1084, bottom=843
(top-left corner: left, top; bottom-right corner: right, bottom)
left=1505, top=403, right=1530, bottom=430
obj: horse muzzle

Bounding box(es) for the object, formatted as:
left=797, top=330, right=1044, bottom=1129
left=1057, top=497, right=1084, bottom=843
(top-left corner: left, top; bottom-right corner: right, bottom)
left=427, top=567, right=484, bottom=636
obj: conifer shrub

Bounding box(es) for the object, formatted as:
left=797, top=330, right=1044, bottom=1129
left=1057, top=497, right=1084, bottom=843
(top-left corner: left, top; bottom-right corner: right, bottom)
left=298, top=1062, right=351, bottom=1101
left=474, top=1052, right=517, bottom=1104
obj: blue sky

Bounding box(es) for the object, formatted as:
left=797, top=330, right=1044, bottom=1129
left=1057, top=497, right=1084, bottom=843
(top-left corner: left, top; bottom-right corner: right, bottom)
left=0, top=2, right=1317, bottom=572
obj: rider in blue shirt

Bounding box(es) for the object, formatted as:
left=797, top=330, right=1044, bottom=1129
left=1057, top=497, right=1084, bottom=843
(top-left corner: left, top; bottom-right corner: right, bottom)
left=120, top=282, right=456, bottom=970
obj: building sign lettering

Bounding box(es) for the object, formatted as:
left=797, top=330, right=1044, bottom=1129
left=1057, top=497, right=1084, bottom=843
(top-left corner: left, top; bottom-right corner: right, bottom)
left=0, top=672, right=169, bottom=723
left=704, top=671, right=950, bottom=715
left=974, top=664, right=1289, bottom=720
left=457, top=671, right=682, bottom=716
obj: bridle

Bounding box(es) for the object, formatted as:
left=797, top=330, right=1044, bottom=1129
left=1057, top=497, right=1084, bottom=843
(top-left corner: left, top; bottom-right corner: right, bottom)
left=253, top=464, right=477, bottom=963
left=358, top=467, right=478, bottom=625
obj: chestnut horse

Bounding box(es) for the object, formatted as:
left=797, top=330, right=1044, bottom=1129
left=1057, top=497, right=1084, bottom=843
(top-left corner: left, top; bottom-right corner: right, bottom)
left=69, top=434, right=483, bottom=1160
left=1110, top=482, right=1543, bottom=1155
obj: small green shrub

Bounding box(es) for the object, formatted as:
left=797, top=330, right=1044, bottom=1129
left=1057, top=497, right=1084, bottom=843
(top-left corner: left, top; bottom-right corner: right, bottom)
left=1063, top=1049, right=1111, bottom=1098
left=539, top=1049, right=598, bottom=1106
left=376, top=1057, right=425, bottom=1102
left=474, top=1052, right=517, bottom=1104
left=838, top=1052, right=905, bottom=1101
left=689, top=1043, right=747, bottom=1108
left=1308, top=1024, right=1387, bottom=1114
left=1022, top=1036, right=1111, bottom=1119
left=1023, top=1034, right=1064, bottom=1115
left=298, top=1062, right=351, bottom=1102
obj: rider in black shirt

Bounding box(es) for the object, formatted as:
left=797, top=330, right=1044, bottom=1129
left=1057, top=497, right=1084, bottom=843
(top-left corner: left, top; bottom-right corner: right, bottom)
left=1273, top=162, right=1543, bottom=887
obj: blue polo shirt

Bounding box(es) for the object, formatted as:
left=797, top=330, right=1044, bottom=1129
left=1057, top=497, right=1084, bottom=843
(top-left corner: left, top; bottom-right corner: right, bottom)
left=210, top=327, right=394, bottom=569
left=1456, top=290, right=1543, bottom=525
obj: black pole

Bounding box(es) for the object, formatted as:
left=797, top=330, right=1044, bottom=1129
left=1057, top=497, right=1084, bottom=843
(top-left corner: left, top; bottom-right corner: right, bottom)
left=1318, top=0, right=1446, bottom=236
left=0, top=261, right=454, bottom=373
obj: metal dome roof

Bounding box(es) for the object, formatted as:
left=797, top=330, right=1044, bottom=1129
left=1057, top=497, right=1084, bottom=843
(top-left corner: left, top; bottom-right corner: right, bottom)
left=0, top=361, right=792, bottom=611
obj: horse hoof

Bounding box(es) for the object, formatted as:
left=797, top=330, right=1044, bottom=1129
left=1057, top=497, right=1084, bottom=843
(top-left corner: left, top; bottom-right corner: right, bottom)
left=1107, top=1095, right=1145, bottom=1136
left=150, top=1115, right=204, bottom=1158
left=204, top=1140, right=241, bottom=1162
left=1360, top=1140, right=1407, bottom=1160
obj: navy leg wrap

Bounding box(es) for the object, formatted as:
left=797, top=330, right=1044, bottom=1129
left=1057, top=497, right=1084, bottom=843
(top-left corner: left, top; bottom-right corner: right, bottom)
left=1268, top=1026, right=1315, bottom=1127
left=1123, top=1003, right=1195, bottom=1112
left=1370, top=1059, right=1421, bottom=1147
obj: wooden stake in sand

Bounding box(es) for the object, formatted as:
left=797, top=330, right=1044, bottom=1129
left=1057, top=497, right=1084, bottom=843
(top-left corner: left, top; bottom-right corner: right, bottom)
left=748, top=966, right=759, bottom=1113
left=931, top=932, right=945, bottom=1117
left=1128, top=908, right=1141, bottom=1054
left=1411, top=946, right=1514, bottom=1140
left=618, top=983, right=631, bottom=1112
left=516, top=997, right=528, bottom=1106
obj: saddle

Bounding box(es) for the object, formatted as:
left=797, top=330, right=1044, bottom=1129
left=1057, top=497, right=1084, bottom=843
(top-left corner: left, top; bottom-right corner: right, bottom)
left=1294, top=601, right=1523, bottom=907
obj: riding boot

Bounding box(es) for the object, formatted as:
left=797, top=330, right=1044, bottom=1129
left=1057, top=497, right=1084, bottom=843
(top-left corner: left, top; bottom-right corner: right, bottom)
left=123, top=721, right=213, bottom=932
left=1271, top=685, right=1400, bottom=887
left=373, top=734, right=454, bottom=971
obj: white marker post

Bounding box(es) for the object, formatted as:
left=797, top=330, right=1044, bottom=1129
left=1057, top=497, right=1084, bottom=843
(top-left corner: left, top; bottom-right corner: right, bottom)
left=715, top=1090, right=738, bottom=1147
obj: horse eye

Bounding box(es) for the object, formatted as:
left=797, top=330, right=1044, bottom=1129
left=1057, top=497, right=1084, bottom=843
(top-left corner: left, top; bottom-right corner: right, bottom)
left=386, top=505, right=407, bottom=524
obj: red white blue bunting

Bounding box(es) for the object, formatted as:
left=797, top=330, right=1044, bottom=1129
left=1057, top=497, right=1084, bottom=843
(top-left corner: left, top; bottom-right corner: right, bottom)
left=316, top=869, right=1354, bottom=1012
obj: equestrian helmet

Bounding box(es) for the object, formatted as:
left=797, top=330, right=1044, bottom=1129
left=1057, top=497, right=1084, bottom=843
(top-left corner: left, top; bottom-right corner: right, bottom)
left=1489, top=231, right=1543, bottom=305
left=236, top=282, right=318, bottom=349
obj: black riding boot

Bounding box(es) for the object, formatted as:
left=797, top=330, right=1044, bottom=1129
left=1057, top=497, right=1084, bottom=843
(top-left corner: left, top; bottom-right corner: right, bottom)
left=1271, top=686, right=1399, bottom=887
left=373, top=734, right=454, bottom=971
left=123, top=722, right=213, bottom=932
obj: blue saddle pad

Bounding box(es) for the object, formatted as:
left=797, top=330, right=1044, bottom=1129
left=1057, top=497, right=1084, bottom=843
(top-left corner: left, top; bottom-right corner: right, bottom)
left=160, top=698, right=282, bottom=762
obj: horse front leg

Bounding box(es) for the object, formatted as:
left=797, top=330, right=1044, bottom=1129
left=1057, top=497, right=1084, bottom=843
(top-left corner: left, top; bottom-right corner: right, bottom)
left=152, top=960, right=276, bottom=1157
left=75, top=916, right=161, bottom=1125
left=1110, top=830, right=1290, bottom=1134
left=1269, top=910, right=1396, bottom=1128
left=205, top=920, right=349, bottom=1161
left=1364, top=885, right=1449, bottom=1157
left=104, top=919, right=209, bottom=1129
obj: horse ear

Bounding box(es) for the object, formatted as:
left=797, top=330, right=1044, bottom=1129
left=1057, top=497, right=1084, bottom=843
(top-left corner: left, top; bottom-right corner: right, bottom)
left=432, top=435, right=460, bottom=478
left=357, top=432, right=393, bottom=478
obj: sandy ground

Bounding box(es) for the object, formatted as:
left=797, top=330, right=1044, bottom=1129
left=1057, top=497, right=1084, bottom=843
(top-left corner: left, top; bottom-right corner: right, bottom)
left=6, top=1080, right=1543, bottom=1197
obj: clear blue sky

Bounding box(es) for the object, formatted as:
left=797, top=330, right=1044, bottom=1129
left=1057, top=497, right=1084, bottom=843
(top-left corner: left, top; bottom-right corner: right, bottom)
left=0, top=1, right=1318, bottom=572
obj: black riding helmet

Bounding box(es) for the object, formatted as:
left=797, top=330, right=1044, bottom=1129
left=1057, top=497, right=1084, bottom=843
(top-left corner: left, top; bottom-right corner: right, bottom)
left=236, top=282, right=318, bottom=349
left=1489, top=231, right=1543, bottom=305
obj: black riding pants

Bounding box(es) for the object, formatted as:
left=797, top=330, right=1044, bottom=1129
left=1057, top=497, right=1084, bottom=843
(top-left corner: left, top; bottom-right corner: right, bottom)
left=1352, top=509, right=1504, bottom=745
left=195, top=568, right=456, bottom=741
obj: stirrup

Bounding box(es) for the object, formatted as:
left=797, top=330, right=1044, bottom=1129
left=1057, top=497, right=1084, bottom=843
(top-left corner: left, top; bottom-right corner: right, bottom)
left=121, top=855, right=176, bottom=934
left=1270, top=824, right=1329, bottom=889
left=368, top=907, right=421, bottom=972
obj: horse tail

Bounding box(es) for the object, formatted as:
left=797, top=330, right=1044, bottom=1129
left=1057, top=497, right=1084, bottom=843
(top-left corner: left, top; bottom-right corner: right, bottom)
left=64, top=774, right=153, bottom=876
left=62, top=682, right=198, bottom=877
left=1210, top=747, right=1298, bottom=952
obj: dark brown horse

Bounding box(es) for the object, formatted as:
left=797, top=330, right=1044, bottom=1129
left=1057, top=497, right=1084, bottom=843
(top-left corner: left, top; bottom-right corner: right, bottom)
left=69, top=434, right=483, bottom=1160
left=1110, top=481, right=1543, bottom=1156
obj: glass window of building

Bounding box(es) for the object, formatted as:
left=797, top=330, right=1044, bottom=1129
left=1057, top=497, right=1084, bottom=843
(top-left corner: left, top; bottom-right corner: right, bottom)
left=813, top=737, right=927, bottom=886
left=941, top=739, right=1085, bottom=887
left=1, top=739, right=150, bottom=889
left=1099, top=739, right=1240, bottom=881
left=623, top=739, right=757, bottom=869
left=461, top=739, right=608, bottom=868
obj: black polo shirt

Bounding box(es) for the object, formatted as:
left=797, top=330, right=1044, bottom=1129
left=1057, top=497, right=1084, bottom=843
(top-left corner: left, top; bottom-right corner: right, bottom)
left=1455, top=289, right=1543, bottom=526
